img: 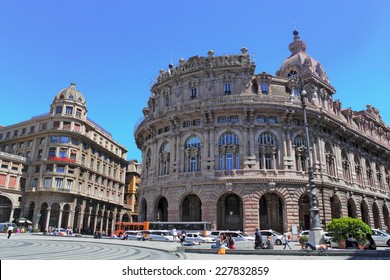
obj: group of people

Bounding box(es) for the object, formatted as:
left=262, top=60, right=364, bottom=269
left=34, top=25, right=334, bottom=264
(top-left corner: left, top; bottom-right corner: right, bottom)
left=345, top=233, right=376, bottom=250
left=171, top=228, right=187, bottom=243
left=211, top=233, right=236, bottom=249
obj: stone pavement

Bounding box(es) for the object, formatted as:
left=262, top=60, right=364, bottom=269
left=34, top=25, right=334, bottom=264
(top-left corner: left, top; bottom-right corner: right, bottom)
left=1, top=232, right=390, bottom=260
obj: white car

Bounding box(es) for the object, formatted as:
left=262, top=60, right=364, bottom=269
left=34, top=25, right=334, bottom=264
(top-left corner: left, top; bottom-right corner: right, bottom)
left=259, top=230, right=283, bottom=245
left=210, top=230, right=255, bottom=242
left=371, top=229, right=390, bottom=247
left=123, top=230, right=143, bottom=240
left=147, top=230, right=174, bottom=242
left=185, top=232, right=215, bottom=243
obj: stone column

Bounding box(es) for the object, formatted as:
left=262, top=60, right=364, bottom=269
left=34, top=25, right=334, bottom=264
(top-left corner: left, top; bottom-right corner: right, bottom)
left=45, top=208, right=51, bottom=231
left=58, top=207, right=63, bottom=228
left=8, top=208, right=15, bottom=223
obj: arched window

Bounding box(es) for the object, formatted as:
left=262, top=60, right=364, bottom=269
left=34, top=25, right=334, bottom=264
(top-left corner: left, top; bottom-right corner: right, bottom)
left=184, top=136, right=201, bottom=172
left=293, top=135, right=306, bottom=147
left=159, top=142, right=170, bottom=176
left=219, top=132, right=239, bottom=170
left=258, top=133, right=278, bottom=170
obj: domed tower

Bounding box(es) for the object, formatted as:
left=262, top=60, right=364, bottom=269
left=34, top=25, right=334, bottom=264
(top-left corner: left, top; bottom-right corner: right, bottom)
left=50, top=82, right=88, bottom=121
left=277, top=30, right=335, bottom=100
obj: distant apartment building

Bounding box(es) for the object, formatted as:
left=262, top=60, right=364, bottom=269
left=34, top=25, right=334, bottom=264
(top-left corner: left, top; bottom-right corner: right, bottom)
left=123, top=160, right=141, bottom=222
left=134, top=31, right=390, bottom=234
left=0, top=83, right=128, bottom=234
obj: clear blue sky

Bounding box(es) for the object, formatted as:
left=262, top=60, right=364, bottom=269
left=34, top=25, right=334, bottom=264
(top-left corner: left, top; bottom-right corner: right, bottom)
left=1, top=0, right=389, bottom=161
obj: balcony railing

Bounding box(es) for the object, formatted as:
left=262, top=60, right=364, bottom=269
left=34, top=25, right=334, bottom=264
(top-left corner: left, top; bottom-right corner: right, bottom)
left=47, top=156, right=76, bottom=163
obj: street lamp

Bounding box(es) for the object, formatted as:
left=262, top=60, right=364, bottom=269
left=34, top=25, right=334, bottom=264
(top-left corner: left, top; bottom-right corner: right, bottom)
left=300, top=89, right=323, bottom=245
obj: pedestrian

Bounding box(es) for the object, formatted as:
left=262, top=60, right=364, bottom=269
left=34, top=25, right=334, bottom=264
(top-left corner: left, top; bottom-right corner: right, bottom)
left=282, top=230, right=292, bottom=249
left=264, top=235, right=274, bottom=249
left=180, top=229, right=186, bottom=243
left=254, top=228, right=263, bottom=249
left=345, top=234, right=359, bottom=249
left=228, top=234, right=236, bottom=249
left=172, top=228, right=178, bottom=242
left=363, top=233, right=376, bottom=250
left=7, top=225, right=14, bottom=239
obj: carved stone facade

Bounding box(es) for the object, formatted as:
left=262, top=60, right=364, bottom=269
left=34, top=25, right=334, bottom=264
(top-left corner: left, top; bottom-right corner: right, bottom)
left=134, top=31, right=390, bottom=234
left=0, top=83, right=128, bottom=234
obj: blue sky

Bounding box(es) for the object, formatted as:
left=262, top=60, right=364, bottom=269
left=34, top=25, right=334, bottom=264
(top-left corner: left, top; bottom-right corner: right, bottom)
left=1, top=1, right=389, bottom=161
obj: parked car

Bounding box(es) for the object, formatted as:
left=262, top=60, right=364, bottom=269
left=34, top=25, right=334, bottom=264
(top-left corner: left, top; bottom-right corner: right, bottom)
left=147, top=230, right=174, bottom=242
left=123, top=230, right=143, bottom=240
left=298, top=230, right=333, bottom=244
left=210, top=230, right=255, bottom=242
left=185, top=232, right=215, bottom=243
left=50, top=228, right=67, bottom=236
left=259, top=230, right=283, bottom=245
left=371, top=229, right=390, bottom=247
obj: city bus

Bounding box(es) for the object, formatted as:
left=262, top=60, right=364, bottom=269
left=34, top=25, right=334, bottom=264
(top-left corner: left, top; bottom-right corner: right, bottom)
left=114, top=221, right=212, bottom=237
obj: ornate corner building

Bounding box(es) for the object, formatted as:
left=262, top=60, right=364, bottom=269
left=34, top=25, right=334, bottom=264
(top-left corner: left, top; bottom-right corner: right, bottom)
left=0, top=83, right=129, bottom=234
left=134, top=31, right=390, bottom=234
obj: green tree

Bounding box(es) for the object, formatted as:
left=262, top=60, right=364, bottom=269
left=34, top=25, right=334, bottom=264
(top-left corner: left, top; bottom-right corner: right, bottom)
left=327, top=217, right=371, bottom=245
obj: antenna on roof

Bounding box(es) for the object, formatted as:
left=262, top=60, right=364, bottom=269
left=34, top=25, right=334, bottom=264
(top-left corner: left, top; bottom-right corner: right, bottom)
left=293, top=16, right=297, bottom=30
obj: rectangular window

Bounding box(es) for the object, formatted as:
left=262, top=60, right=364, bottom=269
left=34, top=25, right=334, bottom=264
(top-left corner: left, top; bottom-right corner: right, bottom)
left=74, top=123, right=81, bottom=132
left=59, top=150, right=67, bottom=158
left=40, top=123, right=47, bottom=131
left=53, top=121, right=60, bottom=129
left=63, top=122, right=71, bottom=130
left=37, top=149, right=43, bottom=159
left=265, top=154, right=272, bottom=169
left=236, top=153, right=240, bottom=169
left=0, top=134, right=3, bottom=140
left=55, top=178, right=63, bottom=188
left=218, top=116, right=227, bottom=123
left=32, top=178, right=38, bottom=188
left=226, top=153, right=233, bottom=170
left=66, top=180, right=73, bottom=190
left=193, top=119, right=201, bottom=126
left=230, top=116, right=238, bottom=123
left=190, top=156, right=196, bottom=172
left=224, top=83, right=231, bottom=94
left=76, top=109, right=82, bottom=117
left=30, top=126, right=35, bottom=134
left=261, top=83, right=268, bottom=93
left=191, top=88, right=197, bottom=99
left=44, top=178, right=52, bottom=188
left=183, top=121, right=191, bottom=128
left=50, top=136, right=58, bottom=142
left=46, top=165, right=53, bottom=172
left=56, top=106, right=62, bottom=114
left=48, top=148, right=56, bottom=157
left=65, top=106, right=73, bottom=115
left=60, top=136, right=69, bottom=143
left=14, top=130, right=18, bottom=137
left=28, top=140, right=32, bottom=147
left=220, top=154, right=224, bottom=170
left=90, top=159, right=94, bottom=169
left=56, top=165, right=65, bottom=173
left=22, top=128, right=26, bottom=135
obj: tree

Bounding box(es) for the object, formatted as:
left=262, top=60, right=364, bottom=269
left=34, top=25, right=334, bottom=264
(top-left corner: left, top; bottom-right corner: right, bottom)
left=327, top=217, right=371, bottom=245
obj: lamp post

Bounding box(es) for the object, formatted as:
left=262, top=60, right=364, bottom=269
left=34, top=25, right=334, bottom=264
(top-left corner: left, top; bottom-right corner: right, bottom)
left=300, top=89, right=323, bottom=245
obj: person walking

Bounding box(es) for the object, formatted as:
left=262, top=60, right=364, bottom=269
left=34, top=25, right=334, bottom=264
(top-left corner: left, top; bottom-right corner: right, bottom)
left=282, top=230, right=292, bottom=249
left=254, top=228, right=263, bottom=249
left=172, top=228, right=178, bottom=242
left=7, top=225, right=14, bottom=239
